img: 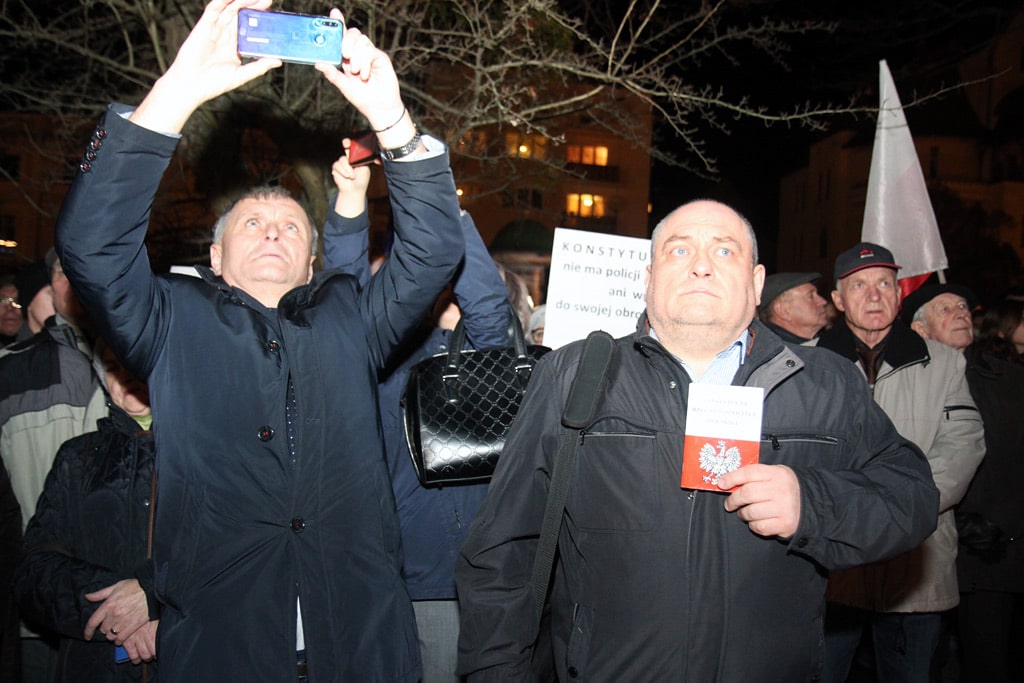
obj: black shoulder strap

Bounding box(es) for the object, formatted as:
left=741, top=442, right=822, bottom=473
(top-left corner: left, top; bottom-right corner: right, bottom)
left=530, top=330, right=615, bottom=621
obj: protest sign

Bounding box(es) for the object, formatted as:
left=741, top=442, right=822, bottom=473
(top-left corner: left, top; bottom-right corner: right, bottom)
left=544, top=228, right=650, bottom=349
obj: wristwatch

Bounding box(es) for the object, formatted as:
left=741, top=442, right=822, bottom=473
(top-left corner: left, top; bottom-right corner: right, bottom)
left=380, top=133, right=423, bottom=161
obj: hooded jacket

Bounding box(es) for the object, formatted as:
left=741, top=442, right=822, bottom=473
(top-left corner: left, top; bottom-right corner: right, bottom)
left=54, top=105, right=464, bottom=682
left=815, top=320, right=985, bottom=612
left=457, top=319, right=938, bottom=682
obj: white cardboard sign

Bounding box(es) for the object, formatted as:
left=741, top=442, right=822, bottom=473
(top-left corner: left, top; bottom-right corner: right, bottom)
left=543, top=228, right=651, bottom=349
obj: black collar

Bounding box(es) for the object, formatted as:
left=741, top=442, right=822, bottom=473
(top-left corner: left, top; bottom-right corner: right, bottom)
left=816, top=318, right=929, bottom=371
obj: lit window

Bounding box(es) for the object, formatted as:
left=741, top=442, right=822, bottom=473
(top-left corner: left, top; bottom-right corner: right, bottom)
left=506, top=133, right=547, bottom=160
left=566, top=145, right=609, bottom=167
left=566, top=193, right=605, bottom=218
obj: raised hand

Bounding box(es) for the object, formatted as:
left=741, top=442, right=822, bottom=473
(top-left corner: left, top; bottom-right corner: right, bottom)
left=131, top=0, right=282, bottom=134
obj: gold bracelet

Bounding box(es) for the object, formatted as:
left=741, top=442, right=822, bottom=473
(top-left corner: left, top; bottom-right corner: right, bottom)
left=373, top=108, right=408, bottom=133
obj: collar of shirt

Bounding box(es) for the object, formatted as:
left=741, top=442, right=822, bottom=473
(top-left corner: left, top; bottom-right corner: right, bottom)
left=650, top=327, right=750, bottom=385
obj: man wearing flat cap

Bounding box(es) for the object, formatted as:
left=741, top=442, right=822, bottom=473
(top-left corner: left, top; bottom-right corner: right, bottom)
left=905, top=282, right=1024, bottom=683
left=814, top=242, right=985, bottom=683
left=757, top=272, right=828, bottom=343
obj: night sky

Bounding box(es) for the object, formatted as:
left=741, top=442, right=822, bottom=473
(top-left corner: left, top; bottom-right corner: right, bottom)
left=645, top=0, right=1019, bottom=270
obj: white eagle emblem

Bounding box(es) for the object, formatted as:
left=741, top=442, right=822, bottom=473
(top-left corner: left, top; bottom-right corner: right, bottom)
left=698, top=440, right=742, bottom=485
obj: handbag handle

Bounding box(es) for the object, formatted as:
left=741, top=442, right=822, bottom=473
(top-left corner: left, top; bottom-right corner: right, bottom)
left=443, top=305, right=533, bottom=403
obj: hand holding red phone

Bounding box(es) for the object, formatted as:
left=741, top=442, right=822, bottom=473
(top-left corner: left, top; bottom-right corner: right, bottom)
left=332, top=138, right=375, bottom=218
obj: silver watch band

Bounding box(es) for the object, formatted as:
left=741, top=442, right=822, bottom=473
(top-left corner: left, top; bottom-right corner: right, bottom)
left=380, top=133, right=422, bottom=161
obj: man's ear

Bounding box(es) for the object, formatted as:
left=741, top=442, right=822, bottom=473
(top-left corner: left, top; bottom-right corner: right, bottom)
left=910, top=319, right=930, bottom=339
left=831, top=289, right=845, bottom=313
left=209, top=243, right=222, bottom=275
left=771, top=297, right=787, bottom=322
left=307, top=254, right=316, bottom=283
left=752, top=264, right=766, bottom=306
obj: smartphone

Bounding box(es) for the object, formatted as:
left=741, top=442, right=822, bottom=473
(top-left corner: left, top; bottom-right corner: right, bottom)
left=348, top=131, right=380, bottom=167
left=114, top=645, right=129, bottom=664
left=237, top=9, right=344, bottom=66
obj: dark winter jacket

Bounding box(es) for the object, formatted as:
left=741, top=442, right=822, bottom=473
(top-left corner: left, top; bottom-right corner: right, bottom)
left=14, top=406, right=157, bottom=682
left=457, top=318, right=939, bottom=682
left=55, top=105, right=464, bottom=682
left=957, top=344, right=1024, bottom=593
left=325, top=209, right=511, bottom=599
left=0, top=466, right=21, bottom=681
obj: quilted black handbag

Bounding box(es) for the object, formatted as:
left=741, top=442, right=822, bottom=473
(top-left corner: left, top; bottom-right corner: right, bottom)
left=402, top=312, right=549, bottom=486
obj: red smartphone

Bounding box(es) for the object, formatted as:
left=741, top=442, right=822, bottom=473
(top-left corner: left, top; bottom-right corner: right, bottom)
left=348, top=131, right=380, bottom=167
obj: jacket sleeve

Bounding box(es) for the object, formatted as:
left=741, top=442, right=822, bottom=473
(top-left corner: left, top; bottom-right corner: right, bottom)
left=321, top=195, right=372, bottom=287
left=456, top=353, right=566, bottom=681
left=785, top=358, right=941, bottom=571
left=13, top=447, right=122, bottom=640
left=357, top=149, right=465, bottom=371
left=453, top=212, right=512, bottom=351
left=927, top=344, right=985, bottom=512
left=54, top=105, right=177, bottom=380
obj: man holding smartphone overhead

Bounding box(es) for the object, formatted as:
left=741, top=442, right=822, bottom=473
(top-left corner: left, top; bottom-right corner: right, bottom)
left=54, top=1, right=464, bottom=681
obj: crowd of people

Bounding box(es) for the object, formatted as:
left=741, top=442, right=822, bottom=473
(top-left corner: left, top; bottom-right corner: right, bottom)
left=0, top=1, right=1021, bottom=682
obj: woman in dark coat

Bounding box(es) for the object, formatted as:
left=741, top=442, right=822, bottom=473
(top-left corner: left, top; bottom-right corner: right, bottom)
left=14, top=344, right=158, bottom=682
left=956, top=310, right=1024, bottom=683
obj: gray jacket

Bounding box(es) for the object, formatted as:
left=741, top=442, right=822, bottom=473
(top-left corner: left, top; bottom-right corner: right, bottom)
left=815, top=320, right=985, bottom=612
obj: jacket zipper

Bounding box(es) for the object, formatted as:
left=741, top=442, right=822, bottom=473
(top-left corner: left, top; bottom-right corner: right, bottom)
left=763, top=433, right=840, bottom=450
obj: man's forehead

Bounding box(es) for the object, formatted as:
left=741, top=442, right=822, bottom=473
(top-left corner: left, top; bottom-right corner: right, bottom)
left=658, top=205, right=748, bottom=246
left=231, top=196, right=311, bottom=224
left=928, top=292, right=968, bottom=309
left=842, top=266, right=897, bottom=285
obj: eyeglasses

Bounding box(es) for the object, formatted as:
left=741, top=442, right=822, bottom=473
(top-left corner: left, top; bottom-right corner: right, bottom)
left=0, top=297, right=22, bottom=309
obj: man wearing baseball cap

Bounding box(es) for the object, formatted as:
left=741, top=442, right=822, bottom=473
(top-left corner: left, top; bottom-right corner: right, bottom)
left=814, top=242, right=985, bottom=683
left=757, top=272, right=828, bottom=343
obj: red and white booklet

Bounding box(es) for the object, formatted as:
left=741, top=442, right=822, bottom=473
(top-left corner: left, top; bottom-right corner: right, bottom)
left=681, top=384, right=764, bottom=491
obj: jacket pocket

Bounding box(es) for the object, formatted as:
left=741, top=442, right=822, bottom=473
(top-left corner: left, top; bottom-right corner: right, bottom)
left=564, top=602, right=594, bottom=680
left=760, top=433, right=840, bottom=470
left=569, top=430, right=658, bottom=532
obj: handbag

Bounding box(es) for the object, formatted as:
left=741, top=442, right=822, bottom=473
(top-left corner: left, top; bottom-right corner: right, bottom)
left=402, top=311, right=550, bottom=485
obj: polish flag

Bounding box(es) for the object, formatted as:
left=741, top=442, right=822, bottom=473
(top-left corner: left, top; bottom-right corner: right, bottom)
left=861, top=60, right=948, bottom=298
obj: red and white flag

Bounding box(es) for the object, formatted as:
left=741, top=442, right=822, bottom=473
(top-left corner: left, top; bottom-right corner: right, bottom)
left=861, top=60, right=948, bottom=296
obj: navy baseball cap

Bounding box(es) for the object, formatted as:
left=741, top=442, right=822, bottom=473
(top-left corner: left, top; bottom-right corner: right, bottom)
left=834, top=242, right=900, bottom=281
